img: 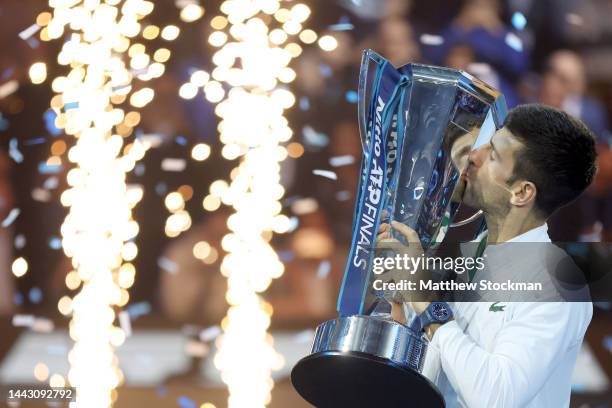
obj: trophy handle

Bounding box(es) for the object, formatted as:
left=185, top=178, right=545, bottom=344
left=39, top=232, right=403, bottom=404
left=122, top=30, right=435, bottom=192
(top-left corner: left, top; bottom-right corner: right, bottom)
left=450, top=209, right=484, bottom=228
left=357, top=49, right=386, bottom=155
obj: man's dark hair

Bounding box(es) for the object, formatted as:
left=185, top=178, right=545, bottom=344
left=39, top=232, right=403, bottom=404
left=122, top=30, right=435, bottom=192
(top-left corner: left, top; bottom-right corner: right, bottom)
left=505, top=104, right=597, bottom=216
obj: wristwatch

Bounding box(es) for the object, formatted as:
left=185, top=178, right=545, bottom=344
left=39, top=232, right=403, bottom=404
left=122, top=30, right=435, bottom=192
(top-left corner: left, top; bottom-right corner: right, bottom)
left=417, top=302, right=453, bottom=332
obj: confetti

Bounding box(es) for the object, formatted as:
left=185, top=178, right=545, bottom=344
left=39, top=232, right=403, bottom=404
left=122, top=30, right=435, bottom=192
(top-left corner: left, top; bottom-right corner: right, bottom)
left=137, top=133, right=164, bottom=148
left=13, top=292, right=24, bottom=306
left=24, top=137, right=46, bottom=145
left=0, top=80, right=19, bottom=99
left=161, top=158, right=187, bottom=172
left=43, top=109, right=62, bottom=136
left=9, top=138, right=23, bottom=163
left=1, top=67, right=15, bottom=81
left=335, top=190, right=351, bottom=201
left=278, top=250, right=295, bottom=262
left=118, top=311, right=132, bottom=337
left=302, top=126, right=329, bottom=147
left=14, top=234, right=26, bottom=249
left=25, top=37, right=40, bottom=49
left=111, top=83, right=131, bottom=92
left=313, top=169, right=338, bottom=180
left=19, top=24, right=41, bottom=41
left=291, top=197, right=318, bottom=215
left=1, top=208, right=20, bottom=228
left=287, top=216, right=299, bottom=232
left=299, top=96, right=310, bottom=111
left=505, top=32, right=523, bottom=52
left=199, top=325, right=222, bottom=342
left=419, top=34, right=444, bottom=46
left=43, top=176, right=59, bottom=190
left=565, top=13, right=584, bottom=26
left=184, top=340, right=209, bottom=357
left=329, top=23, right=354, bottom=31
left=0, top=113, right=9, bottom=131
left=134, top=163, right=146, bottom=176
left=155, top=182, right=168, bottom=196
left=176, top=0, right=199, bottom=8
left=329, top=155, right=355, bottom=167
left=12, top=314, right=35, bottom=327
left=64, top=101, right=79, bottom=110
left=345, top=90, right=358, bottom=104
left=158, top=256, right=178, bottom=274
left=38, top=162, right=63, bottom=174
left=316, top=260, right=331, bottom=279
left=175, top=135, right=188, bottom=146
left=319, top=64, right=332, bottom=78
left=511, top=12, right=527, bottom=30
left=32, top=318, right=54, bottom=333
left=603, top=336, right=612, bottom=354
left=12, top=314, right=55, bottom=333
left=177, top=396, right=197, bottom=408
left=28, top=287, right=43, bottom=304
left=31, top=188, right=52, bottom=202
left=48, top=236, right=62, bottom=250
left=126, top=301, right=151, bottom=319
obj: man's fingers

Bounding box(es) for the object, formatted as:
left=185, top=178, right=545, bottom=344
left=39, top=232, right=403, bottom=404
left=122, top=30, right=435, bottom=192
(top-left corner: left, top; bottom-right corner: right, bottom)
left=378, top=222, right=390, bottom=233
left=376, top=223, right=391, bottom=241
left=375, top=237, right=400, bottom=249
left=391, top=220, right=421, bottom=244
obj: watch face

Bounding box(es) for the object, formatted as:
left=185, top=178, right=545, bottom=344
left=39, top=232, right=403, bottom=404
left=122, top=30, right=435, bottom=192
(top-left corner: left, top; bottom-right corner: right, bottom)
left=431, top=302, right=450, bottom=321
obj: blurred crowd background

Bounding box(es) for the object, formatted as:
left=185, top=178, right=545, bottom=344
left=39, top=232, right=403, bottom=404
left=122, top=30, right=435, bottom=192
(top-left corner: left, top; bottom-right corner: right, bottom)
left=0, top=0, right=611, bottom=406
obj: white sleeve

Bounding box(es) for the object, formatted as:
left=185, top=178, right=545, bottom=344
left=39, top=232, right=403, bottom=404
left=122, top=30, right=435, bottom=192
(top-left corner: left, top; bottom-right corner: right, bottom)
left=431, top=302, right=592, bottom=408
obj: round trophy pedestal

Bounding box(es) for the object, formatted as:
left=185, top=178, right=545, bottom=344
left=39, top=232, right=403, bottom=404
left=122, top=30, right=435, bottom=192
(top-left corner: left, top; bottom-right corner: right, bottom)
left=291, top=350, right=444, bottom=408
left=290, top=316, right=444, bottom=408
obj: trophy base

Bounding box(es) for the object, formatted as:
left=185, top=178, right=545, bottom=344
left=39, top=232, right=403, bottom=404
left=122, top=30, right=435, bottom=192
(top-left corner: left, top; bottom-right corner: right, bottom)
left=291, top=350, right=444, bottom=408
left=290, top=316, right=444, bottom=407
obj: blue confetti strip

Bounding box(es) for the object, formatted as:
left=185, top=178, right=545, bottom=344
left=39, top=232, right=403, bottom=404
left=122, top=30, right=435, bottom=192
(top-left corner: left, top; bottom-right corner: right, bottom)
left=345, top=90, right=358, bottom=104
left=175, top=135, right=188, bottom=146
left=1, top=67, right=15, bottom=81
left=1, top=208, right=20, bottom=228
left=155, top=182, right=168, bottom=196
left=9, top=139, right=23, bottom=163
left=44, top=109, right=62, bottom=136
left=0, top=113, right=9, bottom=131
left=604, top=336, right=612, bottom=354
left=48, top=236, right=62, bottom=250
left=278, top=250, right=295, bottom=262
left=319, top=64, right=332, bottom=78
left=13, top=292, right=23, bottom=306
left=24, top=137, right=46, bottom=145
left=329, top=22, right=354, bottom=31
left=127, top=301, right=152, bottom=319
left=511, top=12, right=527, bottom=30
left=299, top=96, right=310, bottom=111
left=38, top=162, right=63, bottom=174
left=28, top=287, right=43, bottom=304
left=177, top=396, right=196, bottom=408
left=64, top=101, right=79, bottom=110
left=158, top=257, right=178, bottom=274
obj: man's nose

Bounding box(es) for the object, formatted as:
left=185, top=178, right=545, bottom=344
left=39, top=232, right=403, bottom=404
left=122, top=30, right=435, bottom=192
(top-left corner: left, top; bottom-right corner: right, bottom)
left=468, top=145, right=489, bottom=168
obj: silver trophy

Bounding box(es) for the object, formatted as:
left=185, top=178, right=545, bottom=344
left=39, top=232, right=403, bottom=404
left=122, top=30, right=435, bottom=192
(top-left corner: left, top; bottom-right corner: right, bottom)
left=291, top=49, right=507, bottom=407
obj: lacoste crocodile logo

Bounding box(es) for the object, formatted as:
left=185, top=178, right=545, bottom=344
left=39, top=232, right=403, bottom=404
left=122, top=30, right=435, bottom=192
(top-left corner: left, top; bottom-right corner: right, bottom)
left=489, top=302, right=506, bottom=312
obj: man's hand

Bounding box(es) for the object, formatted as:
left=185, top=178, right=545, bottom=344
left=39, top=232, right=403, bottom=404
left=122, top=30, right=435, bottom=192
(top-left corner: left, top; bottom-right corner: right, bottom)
left=375, top=220, right=426, bottom=304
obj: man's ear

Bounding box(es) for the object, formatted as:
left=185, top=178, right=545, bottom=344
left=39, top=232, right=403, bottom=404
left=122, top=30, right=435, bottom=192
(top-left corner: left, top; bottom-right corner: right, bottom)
left=510, top=181, right=537, bottom=207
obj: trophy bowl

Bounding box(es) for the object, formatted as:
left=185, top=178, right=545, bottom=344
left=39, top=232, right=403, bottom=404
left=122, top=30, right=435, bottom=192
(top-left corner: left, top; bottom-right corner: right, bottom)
left=291, top=315, right=444, bottom=407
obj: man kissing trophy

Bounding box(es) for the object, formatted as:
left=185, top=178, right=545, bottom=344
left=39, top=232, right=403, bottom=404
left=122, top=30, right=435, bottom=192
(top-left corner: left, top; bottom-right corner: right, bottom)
left=291, top=49, right=507, bottom=407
